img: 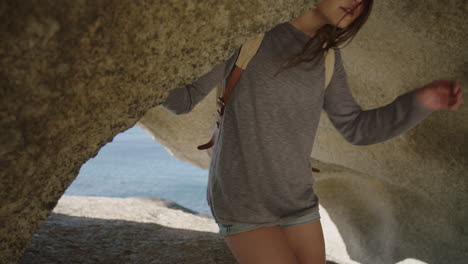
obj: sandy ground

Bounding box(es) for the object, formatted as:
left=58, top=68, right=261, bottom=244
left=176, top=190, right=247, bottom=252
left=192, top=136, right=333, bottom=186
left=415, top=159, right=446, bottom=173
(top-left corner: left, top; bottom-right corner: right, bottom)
left=18, top=195, right=348, bottom=264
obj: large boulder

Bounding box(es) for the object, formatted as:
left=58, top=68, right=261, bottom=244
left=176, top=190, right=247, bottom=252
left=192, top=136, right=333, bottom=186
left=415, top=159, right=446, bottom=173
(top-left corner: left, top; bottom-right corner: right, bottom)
left=0, top=0, right=318, bottom=262
left=139, top=1, right=468, bottom=263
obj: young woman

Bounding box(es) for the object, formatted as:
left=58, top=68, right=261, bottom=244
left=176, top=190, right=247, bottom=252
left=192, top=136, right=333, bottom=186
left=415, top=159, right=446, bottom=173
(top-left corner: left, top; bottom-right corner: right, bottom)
left=161, top=0, right=463, bottom=263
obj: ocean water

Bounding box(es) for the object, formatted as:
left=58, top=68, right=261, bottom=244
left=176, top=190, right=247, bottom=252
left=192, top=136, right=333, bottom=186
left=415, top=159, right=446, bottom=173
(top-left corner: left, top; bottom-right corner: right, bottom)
left=64, top=125, right=212, bottom=217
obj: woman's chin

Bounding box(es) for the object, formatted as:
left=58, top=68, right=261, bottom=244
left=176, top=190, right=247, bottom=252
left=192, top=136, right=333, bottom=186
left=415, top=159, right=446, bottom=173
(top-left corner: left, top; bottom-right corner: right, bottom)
left=335, top=21, right=351, bottom=29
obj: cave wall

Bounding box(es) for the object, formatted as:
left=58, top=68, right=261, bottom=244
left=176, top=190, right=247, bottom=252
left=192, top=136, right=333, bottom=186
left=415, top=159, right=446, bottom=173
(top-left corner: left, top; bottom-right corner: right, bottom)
left=0, top=0, right=318, bottom=262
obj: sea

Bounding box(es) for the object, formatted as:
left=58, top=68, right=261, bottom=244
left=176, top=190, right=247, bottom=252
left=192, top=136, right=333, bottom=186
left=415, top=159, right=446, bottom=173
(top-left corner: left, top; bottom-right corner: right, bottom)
left=63, top=125, right=212, bottom=217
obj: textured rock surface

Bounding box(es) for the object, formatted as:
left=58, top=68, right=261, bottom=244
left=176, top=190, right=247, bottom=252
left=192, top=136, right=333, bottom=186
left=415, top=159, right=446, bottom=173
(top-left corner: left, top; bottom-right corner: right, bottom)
left=139, top=1, right=468, bottom=264
left=0, top=0, right=318, bottom=263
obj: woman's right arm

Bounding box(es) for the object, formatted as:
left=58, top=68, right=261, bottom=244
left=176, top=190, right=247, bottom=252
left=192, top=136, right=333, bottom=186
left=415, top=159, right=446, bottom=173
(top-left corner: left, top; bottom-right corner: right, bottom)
left=160, top=48, right=240, bottom=115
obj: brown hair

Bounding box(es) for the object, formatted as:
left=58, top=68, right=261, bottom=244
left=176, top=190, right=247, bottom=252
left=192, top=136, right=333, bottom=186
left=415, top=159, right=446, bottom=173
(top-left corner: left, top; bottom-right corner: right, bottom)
left=273, top=0, right=374, bottom=77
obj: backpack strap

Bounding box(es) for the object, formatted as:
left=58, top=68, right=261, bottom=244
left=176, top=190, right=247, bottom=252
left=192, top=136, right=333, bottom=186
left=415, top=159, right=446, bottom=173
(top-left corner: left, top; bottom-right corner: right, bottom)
left=235, top=33, right=266, bottom=69
left=215, top=33, right=265, bottom=103
left=215, top=82, right=222, bottom=108
left=198, top=33, right=265, bottom=152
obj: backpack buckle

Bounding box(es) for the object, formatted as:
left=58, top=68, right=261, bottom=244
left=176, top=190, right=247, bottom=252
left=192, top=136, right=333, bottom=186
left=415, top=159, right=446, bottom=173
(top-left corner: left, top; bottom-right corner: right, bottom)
left=216, top=97, right=225, bottom=116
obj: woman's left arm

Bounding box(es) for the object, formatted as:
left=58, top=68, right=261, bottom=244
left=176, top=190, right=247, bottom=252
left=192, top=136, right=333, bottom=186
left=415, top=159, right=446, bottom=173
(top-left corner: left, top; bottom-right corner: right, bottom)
left=322, top=50, right=463, bottom=146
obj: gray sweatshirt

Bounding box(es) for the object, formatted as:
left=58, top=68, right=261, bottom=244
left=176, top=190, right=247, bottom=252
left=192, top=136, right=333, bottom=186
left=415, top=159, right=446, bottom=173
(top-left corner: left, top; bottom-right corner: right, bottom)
left=161, top=22, right=434, bottom=225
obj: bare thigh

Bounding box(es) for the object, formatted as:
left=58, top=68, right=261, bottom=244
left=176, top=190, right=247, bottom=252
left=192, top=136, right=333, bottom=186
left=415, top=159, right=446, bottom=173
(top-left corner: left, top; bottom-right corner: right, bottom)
left=281, top=219, right=326, bottom=264
left=223, top=225, right=298, bottom=264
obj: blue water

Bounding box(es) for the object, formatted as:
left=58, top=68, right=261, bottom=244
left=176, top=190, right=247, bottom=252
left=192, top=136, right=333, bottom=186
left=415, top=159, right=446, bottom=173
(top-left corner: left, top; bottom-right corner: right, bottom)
left=64, top=125, right=212, bottom=217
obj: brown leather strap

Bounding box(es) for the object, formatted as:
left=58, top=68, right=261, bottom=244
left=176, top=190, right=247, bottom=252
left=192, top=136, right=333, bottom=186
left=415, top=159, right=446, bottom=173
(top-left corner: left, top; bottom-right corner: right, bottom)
left=196, top=133, right=216, bottom=150
left=220, top=66, right=243, bottom=109
left=197, top=66, right=243, bottom=150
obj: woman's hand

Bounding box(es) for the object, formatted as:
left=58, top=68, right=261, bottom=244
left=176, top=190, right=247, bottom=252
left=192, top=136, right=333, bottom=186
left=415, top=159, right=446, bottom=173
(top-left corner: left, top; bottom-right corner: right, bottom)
left=416, top=80, right=464, bottom=111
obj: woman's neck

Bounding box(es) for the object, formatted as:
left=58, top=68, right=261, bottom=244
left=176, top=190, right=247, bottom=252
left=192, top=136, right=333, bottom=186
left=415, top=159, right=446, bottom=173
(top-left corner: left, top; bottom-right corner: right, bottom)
left=288, top=8, right=327, bottom=39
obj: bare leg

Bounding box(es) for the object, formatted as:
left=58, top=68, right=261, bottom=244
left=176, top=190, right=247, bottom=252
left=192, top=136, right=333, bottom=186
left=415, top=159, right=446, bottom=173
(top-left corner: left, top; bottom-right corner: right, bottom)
left=281, top=219, right=326, bottom=264
left=223, top=225, right=298, bottom=264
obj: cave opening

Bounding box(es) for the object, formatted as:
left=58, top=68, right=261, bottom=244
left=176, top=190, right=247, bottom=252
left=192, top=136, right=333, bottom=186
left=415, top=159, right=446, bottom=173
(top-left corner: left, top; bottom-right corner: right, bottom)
left=62, top=124, right=212, bottom=217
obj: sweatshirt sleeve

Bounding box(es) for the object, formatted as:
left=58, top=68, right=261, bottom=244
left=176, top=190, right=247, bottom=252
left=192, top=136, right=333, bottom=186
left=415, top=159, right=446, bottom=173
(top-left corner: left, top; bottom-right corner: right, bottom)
left=160, top=48, right=240, bottom=115
left=322, top=49, right=434, bottom=146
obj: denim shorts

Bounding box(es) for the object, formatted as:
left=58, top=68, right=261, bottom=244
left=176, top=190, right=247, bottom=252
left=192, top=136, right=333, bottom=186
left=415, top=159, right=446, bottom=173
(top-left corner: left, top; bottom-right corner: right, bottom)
left=217, top=206, right=321, bottom=237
